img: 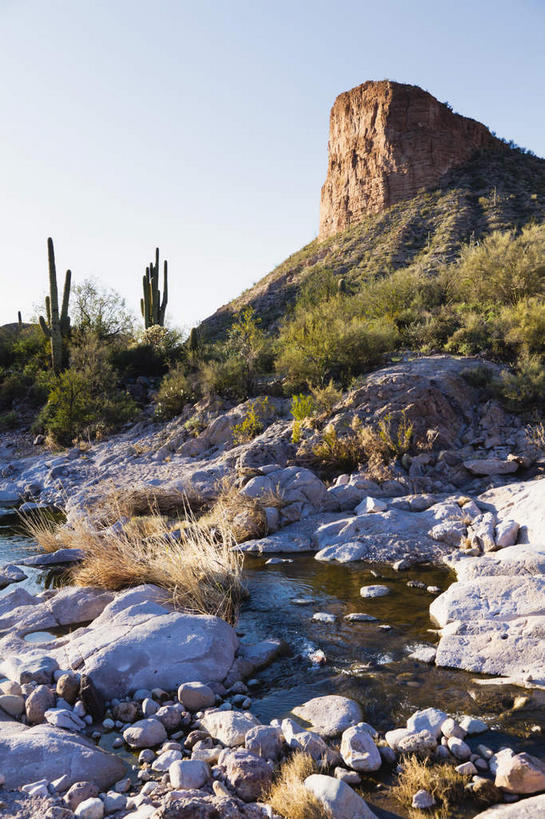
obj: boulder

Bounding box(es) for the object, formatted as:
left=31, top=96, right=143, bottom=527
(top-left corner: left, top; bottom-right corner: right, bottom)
left=58, top=586, right=238, bottom=697
left=200, top=711, right=260, bottom=747
left=304, top=774, right=377, bottom=818
left=292, top=695, right=363, bottom=738
left=464, top=459, right=519, bottom=476
left=123, top=718, right=167, bottom=748
left=474, top=795, right=545, bottom=817
left=169, top=759, right=210, bottom=789
left=220, top=748, right=273, bottom=802
left=177, top=682, right=216, bottom=712
left=407, top=708, right=448, bottom=739
left=340, top=725, right=382, bottom=772
left=245, top=725, right=283, bottom=760
left=495, top=752, right=545, bottom=794
left=0, top=722, right=126, bottom=789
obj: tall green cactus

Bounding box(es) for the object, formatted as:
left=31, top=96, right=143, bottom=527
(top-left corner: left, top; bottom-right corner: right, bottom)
left=140, top=247, right=168, bottom=328
left=39, top=237, right=71, bottom=373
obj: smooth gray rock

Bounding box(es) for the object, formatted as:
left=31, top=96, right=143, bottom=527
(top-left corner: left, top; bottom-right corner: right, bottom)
left=123, top=718, right=167, bottom=748
left=0, top=721, right=126, bottom=789
left=340, top=725, right=382, bottom=772
left=177, top=681, right=216, bottom=712
left=292, top=695, right=363, bottom=738
left=169, top=758, right=210, bottom=789
left=304, top=774, right=377, bottom=818
left=200, top=710, right=260, bottom=747
left=474, top=794, right=545, bottom=817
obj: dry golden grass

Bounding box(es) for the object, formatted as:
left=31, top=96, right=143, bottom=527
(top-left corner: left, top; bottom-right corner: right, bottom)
left=103, top=484, right=204, bottom=520
left=24, top=505, right=245, bottom=624
left=20, top=508, right=66, bottom=553
left=198, top=479, right=267, bottom=542
left=391, top=756, right=467, bottom=818
left=266, top=753, right=330, bottom=819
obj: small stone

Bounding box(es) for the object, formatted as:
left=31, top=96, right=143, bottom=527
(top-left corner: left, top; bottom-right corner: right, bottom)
left=360, top=585, right=390, bottom=598
left=455, top=761, right=477, bottom=775
left=56, top=673, right=80, bottom=705
left=177, top=682, right=216, bottom=712
left=169, top=759, right=210, bottom=789
left=151, top=750, right=182, bottom=771
left=102, top=718, right=115, bottom=731
left=441, top=717, right=466, bottom=739
left=412, top=789, right=435, bottom=809
left=459, top=716, right=487, bottom=735
left=334, top=767, right=362, bottom=785
left=123, top=718, right=167, bottom=748
left=344, top=613, right=378, bottom=622
left=113, top=778, right=131, bottom=794
left=74, top=797, right=104, bottom=819
left=64, top=782, right=100, bottom=811
left=0, top=693, right=25, bottom=717
left=448, top=737, right=472, bottom=761
left=312, top=612, right=336, bottom=623
left=103, top=791, right=127, bottom=814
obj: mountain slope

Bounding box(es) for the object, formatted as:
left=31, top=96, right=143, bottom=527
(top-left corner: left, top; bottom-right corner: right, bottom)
left=200, top=140, right=545, bottom=342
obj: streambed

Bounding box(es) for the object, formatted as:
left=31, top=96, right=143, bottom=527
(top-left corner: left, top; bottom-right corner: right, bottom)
left=1, top=520, right=544, bottom=817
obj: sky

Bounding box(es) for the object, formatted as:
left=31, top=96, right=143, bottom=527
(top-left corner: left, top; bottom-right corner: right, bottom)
left=1, top=0, right=544, bottom=332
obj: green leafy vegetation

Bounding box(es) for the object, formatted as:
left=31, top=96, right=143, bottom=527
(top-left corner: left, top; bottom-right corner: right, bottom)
left=232, top=397, right=271, bottom=445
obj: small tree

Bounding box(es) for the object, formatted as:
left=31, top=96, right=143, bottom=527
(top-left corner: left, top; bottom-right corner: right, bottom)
left=226, top=307, right=265, bottom=395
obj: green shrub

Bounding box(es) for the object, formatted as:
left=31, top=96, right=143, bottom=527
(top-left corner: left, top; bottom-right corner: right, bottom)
left=290, top=393, right=315, bottom=444
left=0, top=410, right=18, bottom=430
left=38, top=335, right=137, bottom=445
left=493, top=356, right=545, bottom=411
left=310, top=380, right=342, bottom=412
left=155, top=366, right=194, bottom=420
left=461, top=364, right=495, bottom=388
left=276, top=295, right=398, bottom=388
left=452, top=224, right=545, bottom=306
left=232, top=397, right=271, bottom=445
left=199, top=357, right=250, bottom=400
left=110, top=343, right=168, bottom=379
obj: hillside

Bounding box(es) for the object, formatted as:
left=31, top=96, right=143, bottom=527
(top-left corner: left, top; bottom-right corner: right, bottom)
left=200, top=91, right=545, bottom=340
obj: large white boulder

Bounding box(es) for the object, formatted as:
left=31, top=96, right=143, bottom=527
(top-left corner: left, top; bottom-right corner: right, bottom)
left=304, top=774, right=377, bottom=818
left=292, top=695, right=363, bottom=738
left=0, top=721, right=125, bottom=789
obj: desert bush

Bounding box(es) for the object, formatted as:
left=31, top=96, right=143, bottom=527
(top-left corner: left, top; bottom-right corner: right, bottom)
left=276, top=295, right=398, bottom=388
left=492, top=355, right=545, bottom=411
left=499, top=297, right=545, bottom=357
left=460, top=364, right=495, bottom=388
left=110, top=343, right=168, bottom=379
left=0, top=410, right=19, bottom=430
left=452, top=224, right=545, bottom=306
left=312, top=418, right=370, bottom=474
left=290, top=393, right=316, bottom=444
left=266, top=753, right=328, bottom=819
left=37, top=335, right=137, bottom=445
left=155, top=365, right=194, bottom=420
left=72, top=279, right=135, bottom=339
left=309, top=380, right=342, bottom=413
left=232, top=397, right=271, bottom=445
left=199, top=356, right=251, bottom=400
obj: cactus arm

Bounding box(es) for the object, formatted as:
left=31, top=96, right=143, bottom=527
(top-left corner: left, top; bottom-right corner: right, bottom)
left=159, top=259, right=168, bottom=324
left=39, top=314, right=52, bottom=337
left=60, top=269, right=71, bottom=327
left=46, top=295, right=51, bottom=326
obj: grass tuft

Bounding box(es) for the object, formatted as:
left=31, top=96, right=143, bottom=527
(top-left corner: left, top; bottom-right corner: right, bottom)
left=266, top=753, right=331, bottom=819
left=391, top=756, right=467, bottom=818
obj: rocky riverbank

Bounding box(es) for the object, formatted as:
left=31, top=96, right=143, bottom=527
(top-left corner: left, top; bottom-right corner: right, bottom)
left=1, top=355, right=544, bottom=817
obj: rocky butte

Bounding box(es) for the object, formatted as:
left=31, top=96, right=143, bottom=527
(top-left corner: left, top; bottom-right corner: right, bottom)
left=319, top=79, right=502, bottom=238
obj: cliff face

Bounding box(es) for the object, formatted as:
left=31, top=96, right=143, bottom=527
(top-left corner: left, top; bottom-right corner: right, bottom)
left=319, top=81, right=501, bottom=238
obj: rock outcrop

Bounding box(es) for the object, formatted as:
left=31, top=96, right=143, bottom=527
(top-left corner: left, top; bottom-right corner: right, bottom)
left=319, top=80, right=501, bottom=238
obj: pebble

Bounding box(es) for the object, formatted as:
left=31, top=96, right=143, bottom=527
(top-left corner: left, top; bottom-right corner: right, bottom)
left=74, top=798, right=104, bottom=819
left=455, top=761, right=478, bottom=775
left=312, top=612, right=336, bottom=623
left=344, top=612, right=378, bottom=622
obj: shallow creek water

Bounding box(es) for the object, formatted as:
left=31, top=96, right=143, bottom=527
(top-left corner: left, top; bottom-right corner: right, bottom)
left=1, top=518, right=544, bottom=817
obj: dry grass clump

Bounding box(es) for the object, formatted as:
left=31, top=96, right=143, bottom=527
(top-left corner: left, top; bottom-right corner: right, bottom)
left=102, top=484, right=204, bottom=521
left=199, top=480, right=267, bottom=542
left=20, top=508, right=67, bottom=553
left=391, top=756, right=467, bottom=818
left=24, top=506, right=245, bottom=624
left=266, top=753, right=330, bottom=819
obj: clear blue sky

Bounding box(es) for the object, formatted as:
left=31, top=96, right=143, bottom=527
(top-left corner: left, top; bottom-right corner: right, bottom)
left=1, top=0, right=544, bottom=331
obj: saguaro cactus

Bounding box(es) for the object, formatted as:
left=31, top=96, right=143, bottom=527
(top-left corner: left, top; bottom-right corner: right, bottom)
left=140, top=247, right=168, bottom=328
left=39, top=237, right=71, bottom=373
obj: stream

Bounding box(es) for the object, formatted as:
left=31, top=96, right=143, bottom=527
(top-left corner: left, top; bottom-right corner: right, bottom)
left=1, top=515, right=544, bottom=817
